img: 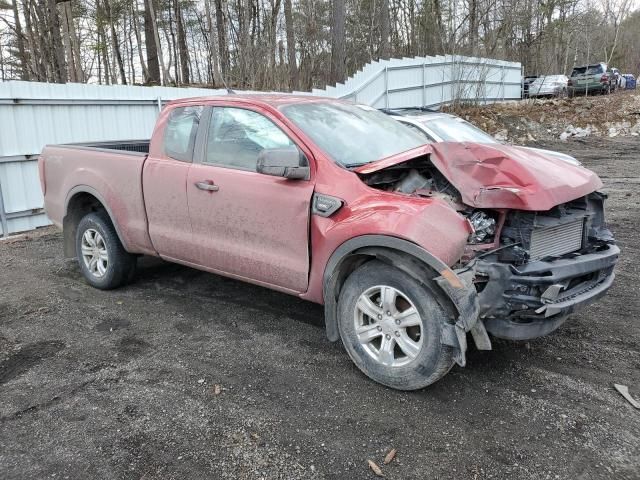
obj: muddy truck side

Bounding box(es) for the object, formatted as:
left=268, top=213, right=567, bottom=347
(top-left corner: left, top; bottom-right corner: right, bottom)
left=39, top=95, right=619, bottom=390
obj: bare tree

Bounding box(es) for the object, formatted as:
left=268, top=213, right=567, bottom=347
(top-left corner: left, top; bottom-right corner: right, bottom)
left=143, top=0, right=161, bottom=83
left=330, top=0, right=346, bottom=84
left=283, top=0, right=298, bottom=89
left=0, top=0, right=638, bottom=89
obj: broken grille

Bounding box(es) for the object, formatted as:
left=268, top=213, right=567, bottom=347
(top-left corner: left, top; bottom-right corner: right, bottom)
left=529, top=218, right=584, bottom=261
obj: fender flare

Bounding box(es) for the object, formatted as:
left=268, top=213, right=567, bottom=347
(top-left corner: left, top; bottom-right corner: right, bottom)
left=322, top=235, right=489, bottom=366
left=63, top=185, right=130, bottom=254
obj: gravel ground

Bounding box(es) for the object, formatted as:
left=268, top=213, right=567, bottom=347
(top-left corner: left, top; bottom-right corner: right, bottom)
left=1, top=136, right=639, bottom=480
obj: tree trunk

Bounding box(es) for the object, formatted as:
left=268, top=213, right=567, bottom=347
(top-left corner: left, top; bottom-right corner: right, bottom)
left=131, top=0, right=150, bottom=81
left=25, top=0, right=47, bottom=80
left=143, top=0, right=161, bottom=84
left=204, top=0, right=223, bottom=86
left=22, top=0, right=38, bottom=79
left=60, top=0, right=76, bottom=81
left=237, top=0, right=251, bottom=86
left=67, top=2, right=84, bottom=81
left=330, top=0, right=346, bottom=84
left=380, top=0, right=390, bottom=59
left=103, top=0, right=127, bottom=84
left=47, top=0, right=67, bottom=82
left=214, top=0, right=230, bottom=79
left=283, top=0, right=298, bottom=90
left=469, top=0, right=478, bottom=51
left=173, top=0, right=190, bottom=84
left=11, top=0, right=30, bottom=80
left=147, top=0, right=168, bottom=84
left=175, top=0, right=191, bottom=84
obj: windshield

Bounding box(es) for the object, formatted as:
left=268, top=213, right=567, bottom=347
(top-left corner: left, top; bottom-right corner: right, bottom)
left=279, top=102, right=426, bottom=166
left=420, top=117, right=498, bottom=143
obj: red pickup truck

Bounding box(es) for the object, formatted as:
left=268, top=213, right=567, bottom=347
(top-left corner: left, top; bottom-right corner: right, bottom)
left=39, top=94, right=618, bottom=390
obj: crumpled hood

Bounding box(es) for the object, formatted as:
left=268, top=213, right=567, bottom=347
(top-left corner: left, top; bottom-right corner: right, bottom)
left=355, top=142, right=602, bottom=211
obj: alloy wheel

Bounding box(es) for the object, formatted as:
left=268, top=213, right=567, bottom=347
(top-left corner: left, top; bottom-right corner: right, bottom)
left=80, top=228, right=109, bottom=278
left=353, top=285, right=423, bottom=367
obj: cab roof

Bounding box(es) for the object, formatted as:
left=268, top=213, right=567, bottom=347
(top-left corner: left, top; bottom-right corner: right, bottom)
left=166, top=93, right=342, bottom=109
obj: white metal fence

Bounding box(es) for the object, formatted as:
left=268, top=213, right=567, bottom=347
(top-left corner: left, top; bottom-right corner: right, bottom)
left=302, top=54, right=522, bottom=108
left=0, top=54, right=521, bottom=237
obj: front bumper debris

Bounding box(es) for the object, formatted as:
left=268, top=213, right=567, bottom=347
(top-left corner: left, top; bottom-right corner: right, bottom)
left=476, top=244, right=619, bottom=340
left=435, top=263, right=490, bottom=367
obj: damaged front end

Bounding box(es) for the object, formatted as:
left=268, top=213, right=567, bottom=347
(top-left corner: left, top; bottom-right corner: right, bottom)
left=471, top=192, right=618, bottom=340
left=356, top=149, right=618, bottom=349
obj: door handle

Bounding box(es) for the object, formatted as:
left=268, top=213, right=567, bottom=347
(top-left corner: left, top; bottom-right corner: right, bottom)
left=195, top=181, right=219, bottom=192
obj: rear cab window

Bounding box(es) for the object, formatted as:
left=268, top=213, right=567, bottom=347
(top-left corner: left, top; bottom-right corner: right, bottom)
left=163, top=105, right=204, bottom=161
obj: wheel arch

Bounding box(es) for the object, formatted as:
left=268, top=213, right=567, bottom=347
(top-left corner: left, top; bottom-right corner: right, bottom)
left=322, top=235, right=457, bottom=342
left=63, top=186, right=128, bottom=258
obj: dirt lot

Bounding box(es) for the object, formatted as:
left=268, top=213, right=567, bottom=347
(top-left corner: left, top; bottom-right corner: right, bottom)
left=1, top=136, right=639, bottom=480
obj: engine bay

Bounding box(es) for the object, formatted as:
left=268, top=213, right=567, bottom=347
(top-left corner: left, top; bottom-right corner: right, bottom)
left=357, top=157, right=464, bottom=210
left=357, top=157, right=614, bottom=266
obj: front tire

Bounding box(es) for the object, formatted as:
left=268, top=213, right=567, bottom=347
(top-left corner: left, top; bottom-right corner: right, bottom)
left=75, top=212, right=136, bottom=290
left=337, top=261, right=455, bottom=390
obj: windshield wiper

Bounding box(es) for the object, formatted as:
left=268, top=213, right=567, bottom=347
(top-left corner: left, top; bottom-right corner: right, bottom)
left=343, top=162, right=371, bottom=169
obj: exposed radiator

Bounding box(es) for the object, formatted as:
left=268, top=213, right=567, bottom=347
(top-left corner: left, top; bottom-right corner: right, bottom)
left=529, top=218, right=584, bottom=261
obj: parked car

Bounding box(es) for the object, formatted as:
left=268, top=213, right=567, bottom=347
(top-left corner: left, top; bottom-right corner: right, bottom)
left=39, top=95, right=618, bottom=390
left=568, top=63, right=613, bottom=96
left=522, top=75, right=539, bottom=98
left=528, top=75, right=569, bottom=98
left=622, top=74, right=636, bottom=90
left=383, top=107, right=582, bottom=166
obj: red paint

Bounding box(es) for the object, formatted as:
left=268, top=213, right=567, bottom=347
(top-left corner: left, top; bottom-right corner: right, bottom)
left=39, top=94, right=605, bottom=305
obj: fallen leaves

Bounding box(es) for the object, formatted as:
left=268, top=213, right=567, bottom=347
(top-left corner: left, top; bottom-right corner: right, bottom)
left=367, top=459, right=384, bottom=477
left=383, top=448, right=397, bottom=465
left=367, top=448, right=397, bottom=476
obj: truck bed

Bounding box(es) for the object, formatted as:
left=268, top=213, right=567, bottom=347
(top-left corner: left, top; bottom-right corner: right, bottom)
left=40, top=140, right=154, bottom=255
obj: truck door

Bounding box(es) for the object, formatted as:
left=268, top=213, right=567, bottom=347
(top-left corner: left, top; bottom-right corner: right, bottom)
left=143, top=105, right=204, bottom=260
left=186, top=106, right=314, bottom=292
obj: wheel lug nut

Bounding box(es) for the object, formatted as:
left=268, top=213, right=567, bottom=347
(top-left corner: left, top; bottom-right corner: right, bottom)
left=377, top=314, right=382, bottom=320
left=395, top=319, right=400, bottom=325
left=385, top=334, right=391, bottom=339
left=386, top=311, right=391, bottom=316
left=395, top=331, right=400, bottom=337
left=377, top=326, right=382, bottom=331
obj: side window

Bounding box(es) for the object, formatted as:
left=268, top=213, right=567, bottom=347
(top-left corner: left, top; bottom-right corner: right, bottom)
left=163, top=106, right=203, bottom=161
left=206, top=107, right=295, bottom=171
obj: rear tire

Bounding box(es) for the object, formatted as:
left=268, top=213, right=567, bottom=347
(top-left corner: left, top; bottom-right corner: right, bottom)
left=75, top=211, right=136, bottom=290
left=337, top=261, right=455, bottom=390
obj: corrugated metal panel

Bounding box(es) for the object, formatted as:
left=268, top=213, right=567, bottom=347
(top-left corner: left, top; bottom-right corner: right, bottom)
left=309, top=54, right=522, bottom=108
left=0, top=160, right=43, bottom=213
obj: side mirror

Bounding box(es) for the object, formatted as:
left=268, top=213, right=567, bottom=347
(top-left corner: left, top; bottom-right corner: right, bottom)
left=256, top=148, right=310, bottom=180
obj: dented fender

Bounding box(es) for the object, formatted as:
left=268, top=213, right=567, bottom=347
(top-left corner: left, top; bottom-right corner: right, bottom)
left=321, top=235, right=489, bottom=366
